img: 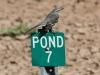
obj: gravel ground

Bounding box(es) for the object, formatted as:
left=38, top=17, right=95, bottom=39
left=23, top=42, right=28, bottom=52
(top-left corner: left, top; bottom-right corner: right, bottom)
left=0, top=0, right=100, bottom=75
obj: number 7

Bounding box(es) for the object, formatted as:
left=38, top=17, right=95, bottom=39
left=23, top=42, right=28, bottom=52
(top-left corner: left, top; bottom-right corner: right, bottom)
left=46, top=51, right=52, bottom=63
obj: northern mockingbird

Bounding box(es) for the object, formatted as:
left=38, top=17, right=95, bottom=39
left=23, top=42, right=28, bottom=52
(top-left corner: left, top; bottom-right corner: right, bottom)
left=24, top=7, right=63, bottom=35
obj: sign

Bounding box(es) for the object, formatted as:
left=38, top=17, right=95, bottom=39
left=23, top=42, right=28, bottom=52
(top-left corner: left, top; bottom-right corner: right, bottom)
left=30, top=32, right=66, bottom=66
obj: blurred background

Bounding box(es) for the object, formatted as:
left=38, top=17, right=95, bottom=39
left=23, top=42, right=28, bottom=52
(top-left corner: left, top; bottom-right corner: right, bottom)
left=0, top=0, right=100, bottom=75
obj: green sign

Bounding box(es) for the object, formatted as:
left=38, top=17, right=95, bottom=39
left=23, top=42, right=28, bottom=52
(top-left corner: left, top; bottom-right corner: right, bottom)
left=30, top=32, right=66, bottom=66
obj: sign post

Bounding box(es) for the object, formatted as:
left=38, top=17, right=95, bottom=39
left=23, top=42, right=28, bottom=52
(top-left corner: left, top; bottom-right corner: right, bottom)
left=30, top=29, right=66, bottom=75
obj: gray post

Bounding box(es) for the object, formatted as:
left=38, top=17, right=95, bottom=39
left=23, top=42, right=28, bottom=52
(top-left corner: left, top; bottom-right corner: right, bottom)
left=40, top=67, right=58, bottom=75
left=39, top=28, right=58, bottom=75
left=41, top=67, right=48, bottom=75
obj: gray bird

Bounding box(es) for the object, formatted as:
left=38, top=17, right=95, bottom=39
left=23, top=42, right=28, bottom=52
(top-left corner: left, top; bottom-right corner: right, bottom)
left=24, top=7, right=63, bottom=35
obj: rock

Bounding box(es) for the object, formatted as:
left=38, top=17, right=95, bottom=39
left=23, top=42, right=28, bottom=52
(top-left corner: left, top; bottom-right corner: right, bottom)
left=65, top=34, right=71, bottom=39
left=91, top=46, right=99, bottom=53
left=75, top=22, right=82, bottom=27
left=93, top=53, right=100, bottom=59
left=3, top=36, right=12, bottom=41
left=0, top=43, right=7, bottom=50
left=77, top=28, right=86, bottom=34
left=79, top=49, right=91, bottom=58
left=15, top=35, right=29, bottom=40
left=72, top=34, right=79, bottom=40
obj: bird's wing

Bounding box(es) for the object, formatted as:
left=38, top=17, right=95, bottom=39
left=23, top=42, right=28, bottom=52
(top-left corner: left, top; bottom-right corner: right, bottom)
left=48, top=14, right=59, bottom=24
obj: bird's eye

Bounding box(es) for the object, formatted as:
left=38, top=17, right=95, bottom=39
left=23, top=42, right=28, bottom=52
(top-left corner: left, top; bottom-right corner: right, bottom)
left=57, top=9, right=60, bottom=12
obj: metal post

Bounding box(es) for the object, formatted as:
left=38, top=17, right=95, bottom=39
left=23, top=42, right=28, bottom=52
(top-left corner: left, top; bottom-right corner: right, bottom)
left=39, top=28, right=58, bottom=75
left=41, top=67, right=58, bottom=75
left=54, top=67, right=58, bottom=75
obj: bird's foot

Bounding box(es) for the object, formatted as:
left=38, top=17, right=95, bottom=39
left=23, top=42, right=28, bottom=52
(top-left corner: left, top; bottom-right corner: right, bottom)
left=51, top=29, right=57, bottom=34
left=47, top=30, right=49, bottom=33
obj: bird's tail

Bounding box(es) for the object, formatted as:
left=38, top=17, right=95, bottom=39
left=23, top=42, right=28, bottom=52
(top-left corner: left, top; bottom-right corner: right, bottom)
left=24, top=24, right=41, bottom=35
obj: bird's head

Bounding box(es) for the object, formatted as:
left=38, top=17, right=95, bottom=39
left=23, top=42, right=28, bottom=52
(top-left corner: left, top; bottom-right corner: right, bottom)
left=52, top=7, right=64, bottom=13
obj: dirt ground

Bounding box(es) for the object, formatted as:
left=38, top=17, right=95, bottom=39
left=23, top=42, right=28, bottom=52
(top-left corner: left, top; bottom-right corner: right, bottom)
left=0, top=0, right=100, bottom=75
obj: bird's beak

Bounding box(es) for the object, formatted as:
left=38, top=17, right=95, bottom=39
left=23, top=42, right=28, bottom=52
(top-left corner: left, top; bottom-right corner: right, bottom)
left=60, top=7, right=64, bottom=10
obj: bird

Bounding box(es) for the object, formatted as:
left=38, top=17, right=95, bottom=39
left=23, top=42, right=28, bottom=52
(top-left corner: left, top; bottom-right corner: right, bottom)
left=24, top=7, right=63, bottom=35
